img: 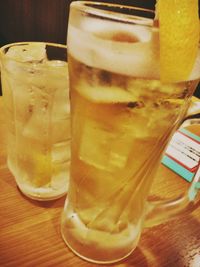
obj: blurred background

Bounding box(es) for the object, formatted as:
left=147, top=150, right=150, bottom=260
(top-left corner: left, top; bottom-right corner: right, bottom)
left=0, top=0, right=199, bottom=97
left=0, top=0, right=156, bottom=46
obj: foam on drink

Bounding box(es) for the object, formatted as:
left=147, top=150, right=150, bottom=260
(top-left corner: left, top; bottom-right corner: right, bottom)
left=68, top=18, right=200, bottom=89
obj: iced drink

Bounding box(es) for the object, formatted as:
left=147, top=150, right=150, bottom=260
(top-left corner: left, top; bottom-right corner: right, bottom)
left=61, top=2, right=200, bottom=264
left=1, top=43, right=70, bottom=200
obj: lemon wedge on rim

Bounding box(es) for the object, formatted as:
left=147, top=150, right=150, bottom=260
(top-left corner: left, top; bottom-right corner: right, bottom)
left=157, top=0, right=199, bottom=82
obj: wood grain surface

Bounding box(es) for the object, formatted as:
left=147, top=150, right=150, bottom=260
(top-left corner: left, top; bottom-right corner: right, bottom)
left=0, top=96, right=200, bottom=267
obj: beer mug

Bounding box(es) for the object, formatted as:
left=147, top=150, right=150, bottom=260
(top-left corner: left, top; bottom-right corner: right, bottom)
left=0, top=42, right=70, bottom=201
left=61, top=2, right=200, bottom=263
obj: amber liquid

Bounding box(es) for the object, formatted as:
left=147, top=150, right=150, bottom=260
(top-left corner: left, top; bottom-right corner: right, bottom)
left=61, top=53, right=196, bottom=263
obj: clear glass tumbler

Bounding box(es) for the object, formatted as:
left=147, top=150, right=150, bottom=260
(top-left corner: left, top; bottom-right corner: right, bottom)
left=0, top=42, right=70, bottom=201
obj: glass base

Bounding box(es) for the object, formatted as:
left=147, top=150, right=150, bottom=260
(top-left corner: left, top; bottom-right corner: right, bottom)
left=8, top=159, right=68, bottom=201
left=61, top=228, right=137, bottom=264
left=18, top=185, right=67, bottom=201
left=60, top=209, right=141, bottom=264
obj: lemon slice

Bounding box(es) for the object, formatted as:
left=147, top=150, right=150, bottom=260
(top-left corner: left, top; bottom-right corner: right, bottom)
left=33, top=154, right=52, bottom=187
left=158, top=0, right=199, bottom=82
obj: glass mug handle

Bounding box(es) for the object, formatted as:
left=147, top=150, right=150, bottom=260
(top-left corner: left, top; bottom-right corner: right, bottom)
left=145, top=156, right=200, bottom=228
left=144, top=111, right=200, bottom=227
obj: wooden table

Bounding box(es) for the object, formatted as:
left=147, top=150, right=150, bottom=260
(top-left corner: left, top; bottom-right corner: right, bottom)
left=0, top=96, right=200, bottom=267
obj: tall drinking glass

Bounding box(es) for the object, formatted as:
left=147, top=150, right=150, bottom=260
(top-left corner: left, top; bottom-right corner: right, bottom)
left=0, top=42, right=70, bottom=201
left=61, top=2, right=200, bottom=264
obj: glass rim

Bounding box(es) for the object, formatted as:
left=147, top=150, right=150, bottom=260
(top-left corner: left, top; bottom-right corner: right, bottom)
left=70, top=1, right=155, bottom=25
left=0, top=41, right=67, bottom=66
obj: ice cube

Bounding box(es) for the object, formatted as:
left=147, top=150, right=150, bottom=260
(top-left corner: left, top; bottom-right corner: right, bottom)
left=52, top=118, right=70, bottom=143
left=52, top=141, right=70, bottom=163
left=52, top=78, right=70, bottom=120
left=22, top=90, right=50, bottom=142
left=6, top=43, right=47, bottom=62
left=51, top=161, right=70, bottom=190
left=36, top=60, right=69, bottom=98
left=77, top=81, right=135, bottom=103
left=79, top=118, right=133, bottom=171
left=13, top=82, right=36, bottom=125
left=45, top=60, right=67, bottom=67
